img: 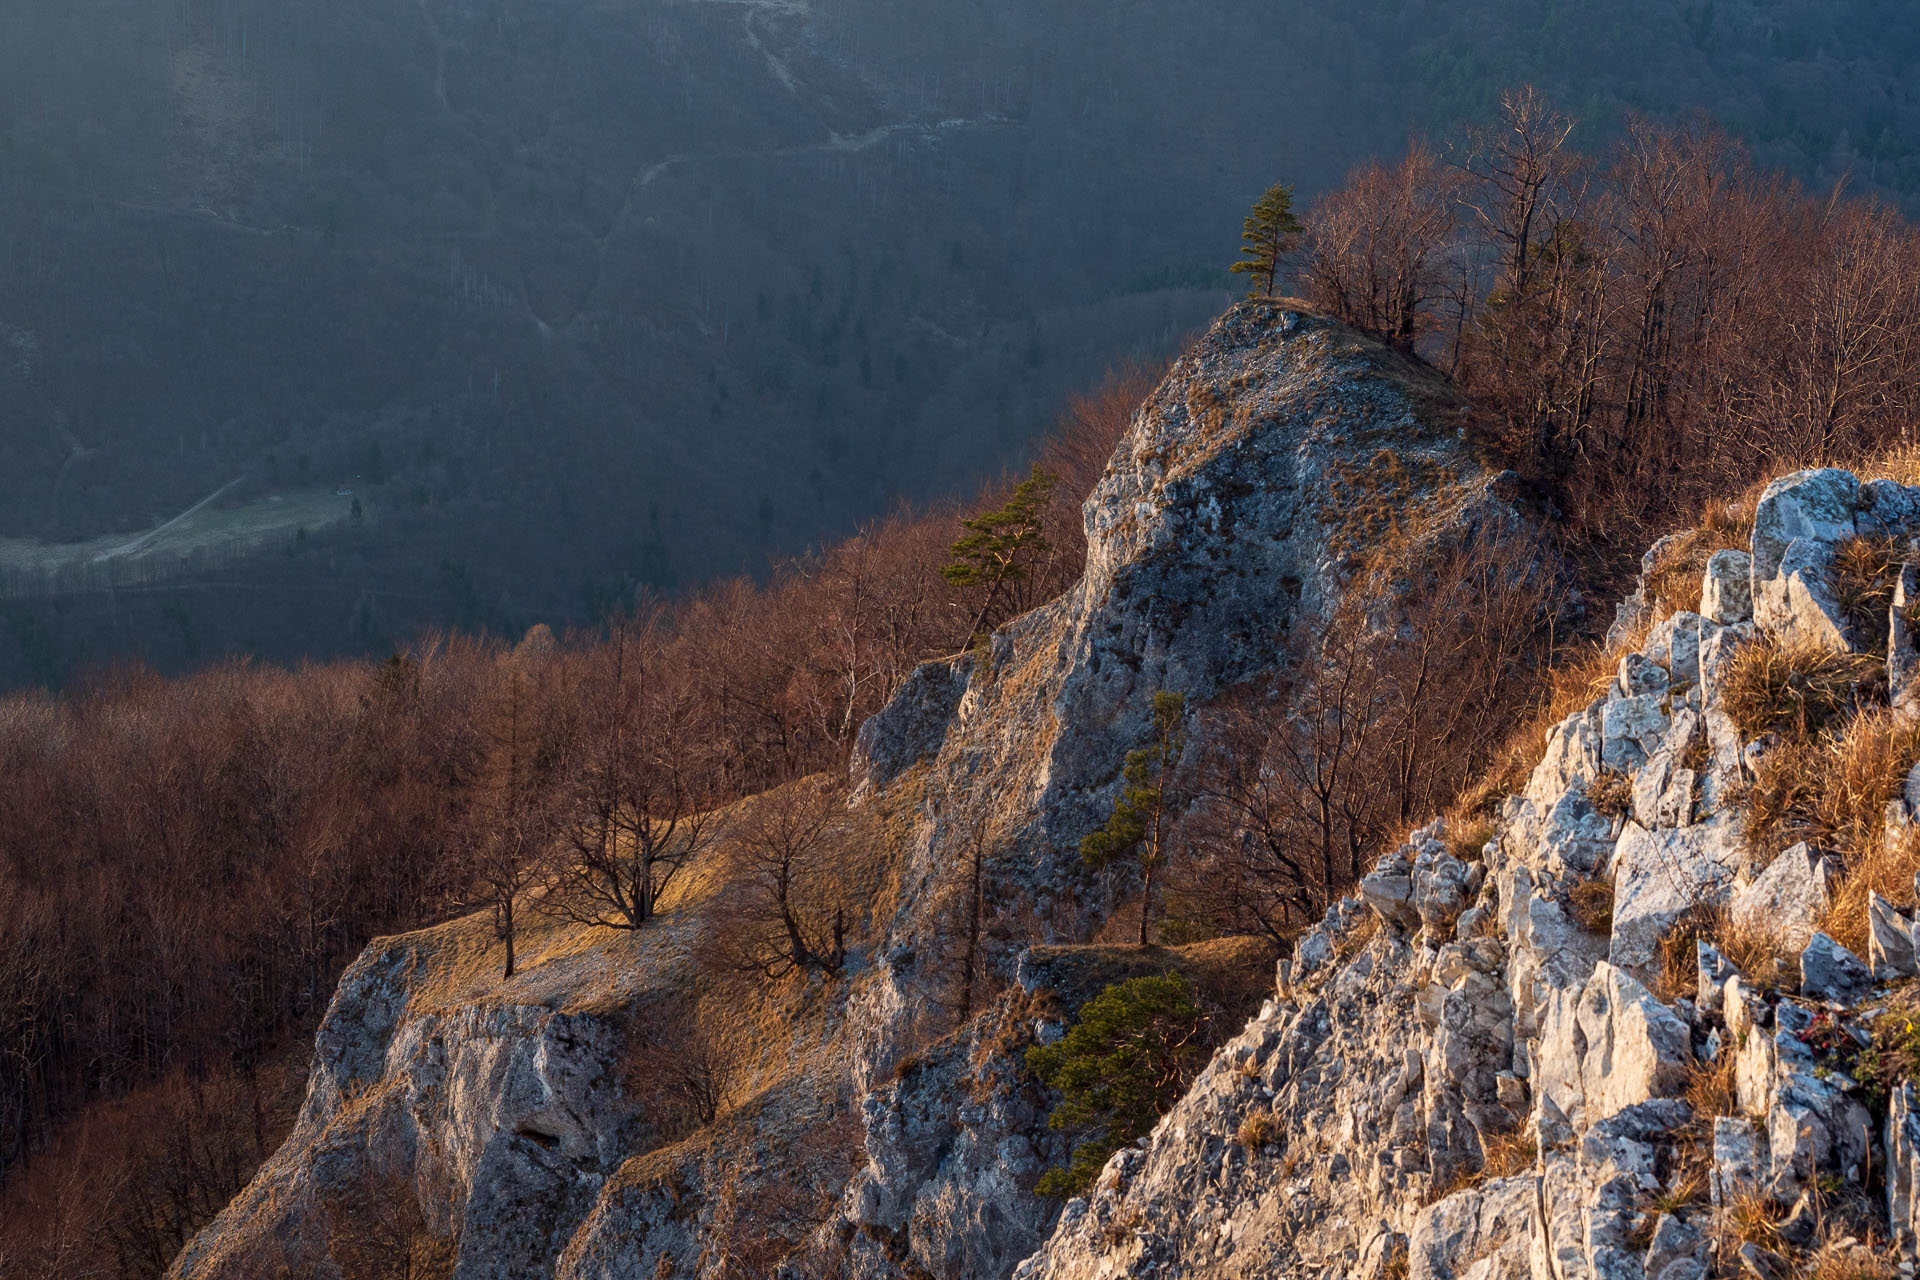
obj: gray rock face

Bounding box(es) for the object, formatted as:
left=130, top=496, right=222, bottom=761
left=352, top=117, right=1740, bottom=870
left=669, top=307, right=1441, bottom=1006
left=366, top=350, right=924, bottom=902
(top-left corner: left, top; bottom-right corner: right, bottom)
left=1798, top=933, right=1873, bottom=1005
left=1750, top=469, right=1859, bottom=649
left=1701, top=549, right=1754, bottom=625
left=850, top=656, right=974, bottom=795
left=1731, top=843, right=1831, bottom=952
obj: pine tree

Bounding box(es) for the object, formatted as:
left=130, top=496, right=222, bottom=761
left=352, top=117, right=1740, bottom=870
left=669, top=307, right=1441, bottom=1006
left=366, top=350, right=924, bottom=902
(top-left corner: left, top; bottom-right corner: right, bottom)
left=1082, top=691, right=1187, bottom=945
left=1025, top=973, right=1207, bottom=1196
left=1229, top=183, right=1304, bottom=298
left=941, top=465, right=1060, bottom=642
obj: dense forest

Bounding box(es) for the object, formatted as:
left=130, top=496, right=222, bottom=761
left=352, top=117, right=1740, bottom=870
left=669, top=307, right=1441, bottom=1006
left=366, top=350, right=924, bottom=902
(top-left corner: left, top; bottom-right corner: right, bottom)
left=0, top=0, right=1916, bottom=686
left=10, top=87, right=1920, bottom=1272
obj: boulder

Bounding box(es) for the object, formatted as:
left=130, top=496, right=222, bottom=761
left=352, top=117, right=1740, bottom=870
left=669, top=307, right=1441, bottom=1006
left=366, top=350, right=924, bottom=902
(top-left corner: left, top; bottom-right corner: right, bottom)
left=1644, top=1213, right=1710, bottom=1280
left=1701, top=551, right=1754, bottom=626
left=1699, top=622, right=1757, bottom=711
left=1750, top=469, right=1859, bottom=649
left=1870, top=893, right=1917, bottom=981
left=1751, top=468, right=1859, bottom=588
left=1731, top=844, right=1831, bottom=951
left=1618, top=652, right=1671, bottom=697
left=1361, top=847, right=1420, bottom=930
left=1799, top=932, right=1873, bottom=1006
left=1608, top=822, right=1740, bottom=975
left=1576, top=963, right=1692, bottom=1120
left=1601, top=694, right=1670, bottom=772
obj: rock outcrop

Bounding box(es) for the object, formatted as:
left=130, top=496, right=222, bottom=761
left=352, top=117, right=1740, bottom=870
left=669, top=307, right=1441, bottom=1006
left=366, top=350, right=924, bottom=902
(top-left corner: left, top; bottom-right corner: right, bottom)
left=1020, top=467, right=1920, bottom=1280
left=169, top=304, right=1525, bottom=1280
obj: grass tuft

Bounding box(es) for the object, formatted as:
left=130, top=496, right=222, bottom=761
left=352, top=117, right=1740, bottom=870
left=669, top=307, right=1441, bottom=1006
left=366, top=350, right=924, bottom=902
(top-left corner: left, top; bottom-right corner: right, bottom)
left=1565, top=878, right=1614, bottom=936
left=1719, top=637, right=1883, bottom=743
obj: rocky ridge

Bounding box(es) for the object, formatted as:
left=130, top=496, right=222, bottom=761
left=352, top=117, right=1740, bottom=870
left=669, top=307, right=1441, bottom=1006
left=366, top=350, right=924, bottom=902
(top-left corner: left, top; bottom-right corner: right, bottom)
left=1019, top=466, right=1920, bottom=1280
left=168, top=304, right=1523, bottom=1280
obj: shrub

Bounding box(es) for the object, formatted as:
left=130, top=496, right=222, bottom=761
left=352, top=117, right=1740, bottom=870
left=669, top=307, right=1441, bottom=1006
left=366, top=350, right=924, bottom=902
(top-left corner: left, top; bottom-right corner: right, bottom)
left=1719, top=638, right=1882, bottom=742
left=1026, top=973, right=1208, bottom=1197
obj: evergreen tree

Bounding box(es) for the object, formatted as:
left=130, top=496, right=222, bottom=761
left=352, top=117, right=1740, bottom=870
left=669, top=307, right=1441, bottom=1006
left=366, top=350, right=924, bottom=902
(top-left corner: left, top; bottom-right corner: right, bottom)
left=1082, top=691, right=1187, bottom=945
left=1026, top=973, right=1207, bottom=1196
left=941, top=465, right=1060, bottom=642
left=1229, top=183, right=1304, bottom=298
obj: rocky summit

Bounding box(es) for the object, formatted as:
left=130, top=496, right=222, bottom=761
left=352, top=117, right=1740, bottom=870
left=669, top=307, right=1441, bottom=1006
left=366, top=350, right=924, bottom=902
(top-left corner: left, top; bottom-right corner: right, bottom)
left=169, top=311, right=1920, bottom=1280
left=1021, top=466, right=1920, bottom=1280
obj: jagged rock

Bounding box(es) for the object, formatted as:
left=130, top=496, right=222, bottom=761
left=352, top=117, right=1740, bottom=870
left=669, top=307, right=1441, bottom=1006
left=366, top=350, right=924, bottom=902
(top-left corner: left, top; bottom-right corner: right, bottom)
left=1893, top=563, right=1920, bottom=718
left=1738, top=1242, right=1791, bottom=1280
left=1406, top=1176, right=1534, bottom=1280
left=1608, top=821, right=1740, bottom=975
left=1602, top=693, right=1670, bottom=772
left=1645, top=1213, right=1710, bottom=1280
left=1751, top=468, right=1859, bottom=650
left=1799, top=932, right=1873, bottom=1005
left=1713, top=1116, right=1763, bottom=1206
left=1889, top=1083, right=1920, bottom=1256
left=1619, top=651, right=1671, bottom=697
left=1575, top=963, right=1692, bottom=1120
left=1361, top=846, right=1420, bottom=930
left=1702, top=549, right=1755, bottom=625
left=1872, top=893, right=1918, bottom=980
left=1731, top=843, right=1831, bottom=951
left=1411, top=843, right=1474, bottom=933
left=1645, top=611, right=1706, bottom=685
left=1699, top=621, right=1757, bottom=711
left=850, top=656, right=973, bottom=794
left=1696, top=941, right=1734, bottom=1018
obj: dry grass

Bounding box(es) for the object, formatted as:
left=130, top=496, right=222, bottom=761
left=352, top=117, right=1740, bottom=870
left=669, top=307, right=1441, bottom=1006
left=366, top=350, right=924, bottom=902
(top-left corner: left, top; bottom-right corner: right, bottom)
left=1237, top=1110, right=1279, bottom=1150
left=1832, top=534, right=1909, bottom=652
left=1442, top=808, right=1495, bottom=863
left=1587, top=769, right=1635, bottom=819
left=1719, top=637, right=1883, bottom=742
left=1741, top=681, right=1918, bottom=871
left=1654, top=1139, right=1712, bottom=1215
left=1682, top=1049, right=1740, bottom=1121
left=1866, top=441, right=1920, bottom=489
left=1637, top=492, right=1761, bottom=619
left=1455, top=641, right=1624, bottom=820
left=1824, top=825, right=1920, bottom=959
left=1714, top=1185, right=1787, bottom=1259
left=1566, top=878, right=1615, bottom=936
left=1655, top=904, right=1716, bottom=1001
left=1802, top=1229, right=1900, bottom=1280
left=1711, top=905, right=1795, bottom=991
left=1479, top=1127, right=1538, bottom=1179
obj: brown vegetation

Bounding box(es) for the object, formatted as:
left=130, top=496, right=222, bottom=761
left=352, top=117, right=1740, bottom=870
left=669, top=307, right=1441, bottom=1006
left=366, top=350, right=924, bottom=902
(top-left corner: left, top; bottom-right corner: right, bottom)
left=0, top=362, right=1153, bottom=1277
left=1304, top=92, right=1920, bottom=547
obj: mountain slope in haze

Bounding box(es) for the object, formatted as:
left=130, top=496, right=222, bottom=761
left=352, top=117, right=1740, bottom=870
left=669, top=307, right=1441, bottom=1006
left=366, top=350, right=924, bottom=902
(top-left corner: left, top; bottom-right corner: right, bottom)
left=0, top=0, right=1916, bottom=686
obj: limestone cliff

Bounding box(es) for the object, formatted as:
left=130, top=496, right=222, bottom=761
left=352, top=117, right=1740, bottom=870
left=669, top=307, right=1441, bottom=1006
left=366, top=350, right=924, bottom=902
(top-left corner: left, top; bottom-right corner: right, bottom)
left=1019, top=467, right=1920, bottom=1280
left=166, top=303, right=1525, bottom=1280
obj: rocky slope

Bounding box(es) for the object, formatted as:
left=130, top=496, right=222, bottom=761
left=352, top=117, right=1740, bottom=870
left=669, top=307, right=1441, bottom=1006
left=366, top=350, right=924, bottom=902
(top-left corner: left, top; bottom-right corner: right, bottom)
left=167, top=302, right=1526, bottom=1280
left=1018, top=466, right=1920, bottom=1280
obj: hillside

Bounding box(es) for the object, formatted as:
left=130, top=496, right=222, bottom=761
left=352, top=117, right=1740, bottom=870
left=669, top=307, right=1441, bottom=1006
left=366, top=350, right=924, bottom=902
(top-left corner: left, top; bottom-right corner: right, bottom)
left=1, top=0, right=1918, bottom=685
left=162, top=302, right=1541, bottom=1279
left=1021, top=466, right=1920, bottom=1280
